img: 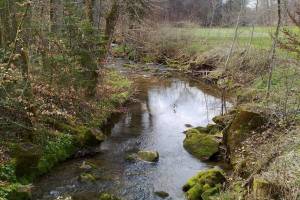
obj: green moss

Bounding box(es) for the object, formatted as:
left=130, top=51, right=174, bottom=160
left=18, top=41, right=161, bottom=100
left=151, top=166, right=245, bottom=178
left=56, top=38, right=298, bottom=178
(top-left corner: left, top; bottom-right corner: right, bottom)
left=75, top=127, right=106, bottom=147
left=183, top=129, right=219, bottom=160
left=0, top=183, right=32, bottom=200
left=201, top=186, right=221, bottom=200
left=137, top=151, right=159, bottom=162
left=14, top=143, right=43, bottom=179
left=183, top=169, right=226, bottom=200
left=79, top=173, right=96, bottom=183
left=99, top=193, right=121, bottom=200
left=253, top=178, right=271, bottom=199
left=37, top=134, right=76, bottom=176
left=224, top=110, right=267, bottom=165
left=142, top=55, right=156, bottom=63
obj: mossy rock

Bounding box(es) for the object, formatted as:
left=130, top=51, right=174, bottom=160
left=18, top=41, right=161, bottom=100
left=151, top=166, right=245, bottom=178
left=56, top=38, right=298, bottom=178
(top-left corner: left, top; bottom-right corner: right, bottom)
left=212, top=114, right=232, bottom=127
left=99, top=193, right=121, bottom=200
left=253, top=178, right=271, bottom=200
left=224, top=110, right=267, bottom=161
left=76, top=127, right=106, bottom=147
left=124, top=153, right=138, bottom=162
left=206, top=124, right=223, bottom=135
left=183, top=168, right=225, bottom=200
left=6, top=184, right=32, bottom=200
left=201, top=186, right=220, bottom=200
left=193, top=124, right=222, bottom=135
left=183, top=129, right=219, bottom=160
left=154, top=191, right=169, bottom=199
left=79, top=173, right=96, bottom=183
left=14, top=143, right=42, bottom=178
left=137, top=150, right=159, bottom=162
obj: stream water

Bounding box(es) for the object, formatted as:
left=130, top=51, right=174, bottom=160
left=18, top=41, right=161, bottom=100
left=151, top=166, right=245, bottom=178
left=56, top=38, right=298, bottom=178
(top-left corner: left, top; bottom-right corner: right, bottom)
left=33, top=63, right=225, bottom=200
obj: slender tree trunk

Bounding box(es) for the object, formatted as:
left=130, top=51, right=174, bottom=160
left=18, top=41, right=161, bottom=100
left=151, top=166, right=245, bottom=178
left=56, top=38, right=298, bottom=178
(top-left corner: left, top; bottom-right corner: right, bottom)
left=84, top=0, right=94, bottom=24
left=100, top=0, right=120, bottom=63
left=50, top=0, right=59, bottom=32
left=267, top=0, right=281, bottom=97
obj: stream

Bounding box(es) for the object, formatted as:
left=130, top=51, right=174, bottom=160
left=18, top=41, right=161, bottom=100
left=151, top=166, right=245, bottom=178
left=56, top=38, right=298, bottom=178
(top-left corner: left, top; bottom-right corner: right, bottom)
left=33, top=61, right=225, bottom=200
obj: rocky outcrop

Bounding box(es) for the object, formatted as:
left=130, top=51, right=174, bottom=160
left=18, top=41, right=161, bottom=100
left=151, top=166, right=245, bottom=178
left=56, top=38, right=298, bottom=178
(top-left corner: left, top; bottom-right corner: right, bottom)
left=223, top=110, right=267, bottom=165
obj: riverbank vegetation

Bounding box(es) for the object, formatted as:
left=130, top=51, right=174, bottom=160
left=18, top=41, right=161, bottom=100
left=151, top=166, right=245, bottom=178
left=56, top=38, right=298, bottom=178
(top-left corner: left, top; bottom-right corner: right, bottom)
left=1, top=0, right=300, bottom=199
left=0, top=0, right=136, bottom=199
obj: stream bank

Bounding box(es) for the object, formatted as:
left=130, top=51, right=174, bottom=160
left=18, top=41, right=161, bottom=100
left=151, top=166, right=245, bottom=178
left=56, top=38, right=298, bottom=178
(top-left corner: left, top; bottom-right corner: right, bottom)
left=0, top=70, right=132, bottom=200
left=114, top=39, right=300, bottom=199
left=30, top=60, right=228, bottom=200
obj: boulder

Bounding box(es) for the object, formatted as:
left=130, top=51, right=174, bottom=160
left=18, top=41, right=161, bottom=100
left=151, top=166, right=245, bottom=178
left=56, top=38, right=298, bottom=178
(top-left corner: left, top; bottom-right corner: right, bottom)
left=154, top=191, right=169, bottom=199
left=224, top=110, right=267, bottom=163
left=183, top=129, right=219, bottom=160
left=137, top=150, right=159, bottom=162
left=183, top=168, right=226, bottom=200
left=14, top=143, right=42, bottom=178
left=77, top=128, right=106, bottom=146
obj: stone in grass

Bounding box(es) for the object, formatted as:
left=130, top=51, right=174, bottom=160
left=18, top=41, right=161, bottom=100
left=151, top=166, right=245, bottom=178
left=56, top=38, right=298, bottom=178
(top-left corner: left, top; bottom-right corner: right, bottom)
left=137, top=150, right=159, bottom=162
left=154, top=191, right=169, bottom=199
left=183, top=129, right=219, bottom=161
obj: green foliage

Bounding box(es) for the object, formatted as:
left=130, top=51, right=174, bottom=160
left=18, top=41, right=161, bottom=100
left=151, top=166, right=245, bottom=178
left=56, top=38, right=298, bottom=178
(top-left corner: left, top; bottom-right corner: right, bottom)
left=37, top=134, right=75, bottom=175
left=0, top=162, right=17, bottom=183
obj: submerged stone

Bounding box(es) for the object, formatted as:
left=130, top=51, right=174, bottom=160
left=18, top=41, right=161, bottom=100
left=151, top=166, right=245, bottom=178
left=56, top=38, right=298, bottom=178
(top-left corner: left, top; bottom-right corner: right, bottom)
left=183, top=168, right=225, bottom=200
left=137, top=150, right=159, bottom=162
left=99, top=193, right=121, bottom=200
left=79, top=173, right=96, bottom=183
left=183, top=129, right=219, bottom=160
left=154, top=191, right=169, bottom=199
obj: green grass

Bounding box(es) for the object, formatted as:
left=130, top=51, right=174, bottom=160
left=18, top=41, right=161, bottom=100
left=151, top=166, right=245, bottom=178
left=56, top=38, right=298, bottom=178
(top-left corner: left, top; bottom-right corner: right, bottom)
left=157, top=25, right=298, bottom=55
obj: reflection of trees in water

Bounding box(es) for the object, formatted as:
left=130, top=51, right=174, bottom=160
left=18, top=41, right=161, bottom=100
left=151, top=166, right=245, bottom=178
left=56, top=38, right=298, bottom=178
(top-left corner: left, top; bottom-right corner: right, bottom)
left=111, top=79, right=226, bottom=136
left=149, top=80, right=225, bottom=120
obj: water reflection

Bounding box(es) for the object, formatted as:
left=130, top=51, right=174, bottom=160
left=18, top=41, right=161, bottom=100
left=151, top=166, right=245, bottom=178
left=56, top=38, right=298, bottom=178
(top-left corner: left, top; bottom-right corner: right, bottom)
left=34, top=78, right=225, bottom=200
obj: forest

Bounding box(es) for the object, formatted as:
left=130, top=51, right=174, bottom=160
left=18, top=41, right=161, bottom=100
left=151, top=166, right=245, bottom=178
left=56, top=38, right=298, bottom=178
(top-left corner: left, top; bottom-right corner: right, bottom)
left=0, top=0, right=299, bottom=200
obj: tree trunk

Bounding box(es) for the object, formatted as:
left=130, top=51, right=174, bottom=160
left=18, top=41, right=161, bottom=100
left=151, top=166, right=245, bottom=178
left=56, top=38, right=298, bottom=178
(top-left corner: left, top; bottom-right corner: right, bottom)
left=100, top=0, right=120, bottom=63
left=84, top=0, right=94, bottom=24
left=50, top=0, right=59, bottom=32
left=267, top=0, right=281, bottom=97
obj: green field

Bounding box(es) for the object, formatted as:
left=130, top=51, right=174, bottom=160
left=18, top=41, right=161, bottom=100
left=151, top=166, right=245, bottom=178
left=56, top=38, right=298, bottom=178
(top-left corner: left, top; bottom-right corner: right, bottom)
left=157, top=25, right=298, bottom=55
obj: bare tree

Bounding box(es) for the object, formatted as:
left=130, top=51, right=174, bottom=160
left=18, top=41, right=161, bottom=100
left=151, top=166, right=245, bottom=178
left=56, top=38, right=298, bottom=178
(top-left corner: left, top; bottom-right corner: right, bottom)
left=267, top=0, right=282, bottom=97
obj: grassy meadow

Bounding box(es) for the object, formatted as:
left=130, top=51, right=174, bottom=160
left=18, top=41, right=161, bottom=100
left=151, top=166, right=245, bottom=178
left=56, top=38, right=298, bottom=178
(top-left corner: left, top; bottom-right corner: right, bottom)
left=155, top=25, right=299, bottom=56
